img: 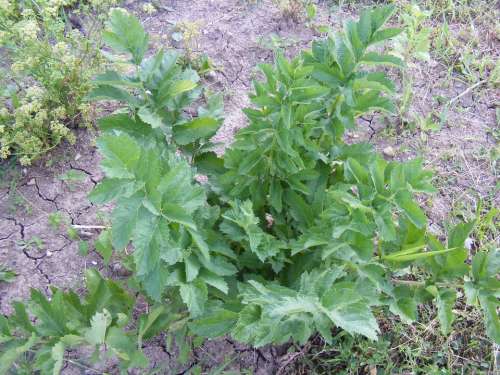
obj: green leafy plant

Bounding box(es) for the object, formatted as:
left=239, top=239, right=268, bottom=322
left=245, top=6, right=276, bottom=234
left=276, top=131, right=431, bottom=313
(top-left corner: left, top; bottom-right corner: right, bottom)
left=0, top=265, right=16, bottom=283
left=88, top=8, right=223, bottom=159
left=90, top=5, right=499, bottom=349
left=0, top=269, right=161, bottom=373
left=1, top=6, right=498, bottom=374
left=0, top=0, right=113, bottom=165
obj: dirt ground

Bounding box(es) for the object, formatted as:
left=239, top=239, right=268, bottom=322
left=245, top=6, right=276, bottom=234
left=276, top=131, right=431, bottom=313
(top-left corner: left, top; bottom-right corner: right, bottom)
left=0, top=0, right=498, bottom=373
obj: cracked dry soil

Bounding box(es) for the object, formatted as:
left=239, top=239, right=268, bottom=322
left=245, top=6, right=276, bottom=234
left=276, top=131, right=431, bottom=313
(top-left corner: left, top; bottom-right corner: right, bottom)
left=0, top=130, right=104, bottom=314
left=0, top=0, right=498, bottom=373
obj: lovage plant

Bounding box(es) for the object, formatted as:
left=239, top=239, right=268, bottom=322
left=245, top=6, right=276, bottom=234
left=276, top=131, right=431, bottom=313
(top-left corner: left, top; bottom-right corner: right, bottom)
left=88, top=8, right=224, bottom=160
left=90, top=5, right=499, bottom=348
left=1, top=5, right=498, bottom=374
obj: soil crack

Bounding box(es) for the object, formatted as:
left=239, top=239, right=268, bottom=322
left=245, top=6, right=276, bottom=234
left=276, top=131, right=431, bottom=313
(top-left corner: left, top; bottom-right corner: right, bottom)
left=33, top=178, right=60, bottom=210
left=4, top=217, right=27, bottom=239
left=69, top=163, right=98, bottom=185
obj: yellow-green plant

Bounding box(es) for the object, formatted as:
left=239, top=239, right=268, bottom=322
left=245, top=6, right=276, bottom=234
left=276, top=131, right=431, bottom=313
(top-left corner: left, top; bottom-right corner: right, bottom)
left=0, top=0, right=113, bottom=165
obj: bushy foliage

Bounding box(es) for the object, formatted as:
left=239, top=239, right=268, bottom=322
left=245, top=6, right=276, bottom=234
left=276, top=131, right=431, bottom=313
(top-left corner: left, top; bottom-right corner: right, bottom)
left=0, top=0, right=113, bottom=165
left=88, top=8, right=223, bottom=158
left=1, top=6, right=498, bottom=373
left=90, top=5, right=499, bottom=347
left=0, top=269, right=169, bottom=373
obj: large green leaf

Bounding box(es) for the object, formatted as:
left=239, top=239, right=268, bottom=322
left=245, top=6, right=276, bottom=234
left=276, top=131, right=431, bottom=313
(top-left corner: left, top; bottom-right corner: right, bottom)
left=85, top=310, right=111, bottom=346
left=173, top=117, right=220, bottom=145
left=111, top=193, right=144, bottom=250
left=180, top=280, right=208, bottom=317
left=361, top=52, right=404, bottom=68
left=479, top=295, right=500, bottom=344
left=189, top=308, right=238, bottom=338
left=321, top=281, right=380, bottom=340
left=395, top=191, right=427, bottom=229
left=97, top=135, right=141, bottom=179
left=435, top=288, right=456, bottom=335
left=103, top=9, right=149, bottom=64
left=233, top=272, right=378, bottom=346
left=138, top=106, right=164, bottom=129
left=87, top=85, right=140, bottom=106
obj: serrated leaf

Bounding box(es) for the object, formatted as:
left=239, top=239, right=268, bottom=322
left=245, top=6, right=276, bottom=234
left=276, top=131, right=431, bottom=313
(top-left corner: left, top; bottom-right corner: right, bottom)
left=111, top=193, right=144, bottom=250
left=138, top=306, right=171, bottom=344
left=106, top=327, right=149, bottom=368
left=269, top=179, right=283, bottom=213
left=95, top=230, right=113, bottom=265
left=369, top=158, right=386, bottom=194
left=369, top=5, right=396, bottom=34
left=83, top=269, right=133, bottom=319
left=199, top=271, right=229, bottom=294
left=395, top=191, right=427, bottom=229
left=138, top=106, right=164, bottom=128
left=133, top=208, right=162, bottom=277
left=93, top=70, right=142, bottom=88
left=103, top=9, right=149, bottom=64
left=322, top=282, right=380, bottom=340
left=97, top=135, right=141, bottom=179
left=361, top=52, right=404, bottom=68
left=344, top=158, right=368, bottom=184
left=353, top=72, right=395, bottom=93
left=390, top=297, right=417, bottom=323
left=30, top=289, right=67, bottom=337
left=87, top=85, right=140, bottom=106
left=370, top=28, right=402, bottom=45
left=99, top=113, right=155, bottom=141
left=479, top=295, right=500, bottom=344
left=375, top=209, right=396, bottom=242
left=189, top=308, right=238, bottom=338
left=185, top=255, right=201, bottom=282
left=173, top=117, right=220, bottom=145
left=180, top=280, right=208, bottom=317
left=12, top=302, right=35, bottom=333
left=85, top=310, right=111, bottom=346
left=334, top=36, right=355, bottom=77
left=436, top=289, right=456, bottom=335
left=188, top=229, right=211, bottom=260
left=170, top=80, right=198, bottom=97
left=193, top=152, right=225, bottom=177
left=51, top=341, right=65, bottom=375
left=88, top=178, right=135, bottom=204
left=140, top=264, right=170, bottom=301
left=383, top=246, right=461, bottom=262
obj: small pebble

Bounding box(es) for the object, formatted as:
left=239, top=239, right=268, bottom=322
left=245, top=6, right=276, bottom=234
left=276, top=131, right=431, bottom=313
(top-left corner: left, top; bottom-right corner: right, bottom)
left=205, top=71, right=217, bottom=81
left=46, top=250, right=52, bottom=257
left=383, top=146, right=395, bottom=157
left=27, top=178, right=36, bottom=186
left=464, top=237, right=474, bottom=250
